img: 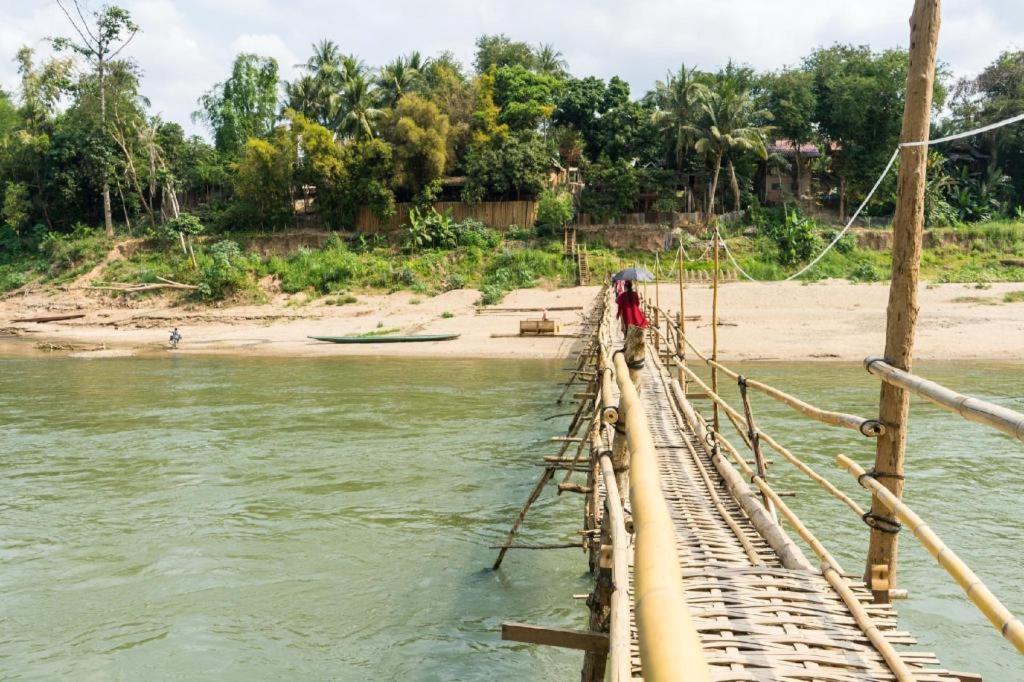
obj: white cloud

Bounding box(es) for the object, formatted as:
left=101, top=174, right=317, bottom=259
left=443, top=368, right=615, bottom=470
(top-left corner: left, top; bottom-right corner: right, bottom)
left=230, top=33, right=299, bottom=80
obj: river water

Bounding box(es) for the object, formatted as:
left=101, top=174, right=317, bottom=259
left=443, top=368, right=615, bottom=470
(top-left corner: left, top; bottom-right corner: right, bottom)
left=1, top=356, right=1021, bottom=680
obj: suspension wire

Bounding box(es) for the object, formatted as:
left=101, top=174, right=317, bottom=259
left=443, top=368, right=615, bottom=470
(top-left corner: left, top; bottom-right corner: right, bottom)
left=719, top=111, right=1024, bottom=282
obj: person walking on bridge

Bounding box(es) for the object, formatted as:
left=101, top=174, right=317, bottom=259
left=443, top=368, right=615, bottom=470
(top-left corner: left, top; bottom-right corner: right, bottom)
left=615, top=280, right=647, bottom=334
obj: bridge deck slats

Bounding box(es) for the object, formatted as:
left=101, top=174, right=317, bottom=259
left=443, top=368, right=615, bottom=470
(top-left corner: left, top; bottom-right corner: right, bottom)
left=618, top=339, right=965, bottom=681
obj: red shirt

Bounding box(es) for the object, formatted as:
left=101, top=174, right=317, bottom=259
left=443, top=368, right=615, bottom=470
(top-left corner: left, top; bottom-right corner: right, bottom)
left=616, top=290, right=647, bottom=329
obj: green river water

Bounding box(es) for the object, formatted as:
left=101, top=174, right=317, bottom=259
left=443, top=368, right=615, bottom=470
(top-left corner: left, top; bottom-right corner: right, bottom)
left=1, top=356, right=1022, bottom=680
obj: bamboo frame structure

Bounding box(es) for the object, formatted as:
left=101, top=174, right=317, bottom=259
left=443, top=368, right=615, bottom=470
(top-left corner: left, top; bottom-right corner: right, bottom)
left=674, top=360, right=866, bottom=517
left=839, top=454, right=1024, bottom=654
left=867, top=0, right=943, bottom=604
left=650, top=305, right=884, bottom=437
left=598, top=452, right=630, bottom=682
left=866, top=356, right=1024, bottom=443
left=612, top=350, right=712, bottom=681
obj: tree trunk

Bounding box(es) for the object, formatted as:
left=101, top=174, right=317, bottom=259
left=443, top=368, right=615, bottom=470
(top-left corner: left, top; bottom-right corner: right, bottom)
left=793, top=152, right=802, bottom=200
left=115, top=176, right=132, bottom=234
left=839, top=176, right=847, bottom=222
left=99, top=58, right=114, bottom=237
left=728, top=159, right=741, bottom=212
left=706, top=151, right=723, bottom=220
left=866, top=0, right=942, bottom=605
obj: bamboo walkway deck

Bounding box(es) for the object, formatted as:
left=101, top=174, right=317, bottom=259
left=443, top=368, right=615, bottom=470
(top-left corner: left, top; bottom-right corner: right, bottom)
left=619, top=343, right=966, bottom=681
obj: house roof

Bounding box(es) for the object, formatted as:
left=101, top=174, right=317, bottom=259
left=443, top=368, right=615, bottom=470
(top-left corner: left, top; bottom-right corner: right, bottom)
left=767, top=139, right=821, bottom=157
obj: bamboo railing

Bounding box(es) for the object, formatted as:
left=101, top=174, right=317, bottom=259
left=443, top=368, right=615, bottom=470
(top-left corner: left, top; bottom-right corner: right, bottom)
left=865, top=356, right=1024, bottom=443
left=638, top=286, right=1022, bottom=660
left=839, top=454, right=1024, bottom=654
left=649, top=303, right=883, bottom=437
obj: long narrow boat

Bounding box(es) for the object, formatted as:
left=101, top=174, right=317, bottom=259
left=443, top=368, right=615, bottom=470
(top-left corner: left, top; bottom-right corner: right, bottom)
left=308, top=333, right=460, bottom=344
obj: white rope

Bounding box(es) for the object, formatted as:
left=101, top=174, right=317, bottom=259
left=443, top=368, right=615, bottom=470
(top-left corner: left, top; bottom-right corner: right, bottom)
left=901, top=112, right=1024, bottom=148
left=720, top=111, right=1024, bottom=282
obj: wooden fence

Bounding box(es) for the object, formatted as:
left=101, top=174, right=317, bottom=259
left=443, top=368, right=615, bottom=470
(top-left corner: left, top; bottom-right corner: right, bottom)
left=354, top=200, right=539, bottom=233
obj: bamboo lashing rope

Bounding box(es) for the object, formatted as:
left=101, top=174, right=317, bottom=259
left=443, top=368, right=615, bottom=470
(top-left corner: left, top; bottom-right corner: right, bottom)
left=649, top=305, right=883, bottom=437
left=611, top=350, right=712, bottom=681
left=866, top=356, right=1024, bottom=444
left=838, top=454, right=1024, bottom=654
left=675, top=360, right=866, bottom=517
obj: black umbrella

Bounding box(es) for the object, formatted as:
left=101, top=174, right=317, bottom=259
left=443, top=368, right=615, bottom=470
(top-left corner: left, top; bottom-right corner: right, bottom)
left=611, top=266, right=655, bottom=282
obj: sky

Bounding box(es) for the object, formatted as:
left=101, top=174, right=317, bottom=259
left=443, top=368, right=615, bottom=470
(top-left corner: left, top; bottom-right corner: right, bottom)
left=1, top=0, right=1022, bottom=138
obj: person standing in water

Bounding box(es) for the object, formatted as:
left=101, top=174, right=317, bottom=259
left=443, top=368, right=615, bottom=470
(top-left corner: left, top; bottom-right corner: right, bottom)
left=615, top=281, right=647, bottom=334
left=169, top=327, right=182, bottom=349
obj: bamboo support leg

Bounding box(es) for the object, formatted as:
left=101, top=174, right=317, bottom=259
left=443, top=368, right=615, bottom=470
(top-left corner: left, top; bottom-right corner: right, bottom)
left=493, top=467, right=556, bottom=570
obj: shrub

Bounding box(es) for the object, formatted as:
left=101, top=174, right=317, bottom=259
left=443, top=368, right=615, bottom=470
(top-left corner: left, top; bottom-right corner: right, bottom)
left=535, top=189, right=574, bottom=236
left=755, top=207, right=821, bottom=266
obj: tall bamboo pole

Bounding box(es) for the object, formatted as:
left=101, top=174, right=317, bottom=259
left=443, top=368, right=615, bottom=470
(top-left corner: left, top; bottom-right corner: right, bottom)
left=654, top=252, right=661, bottom=355
left=677, top=245, right=686, bottom=391
left=866, top=0, right=942, bottom=604
left=712, top=229, right=721, bottom=432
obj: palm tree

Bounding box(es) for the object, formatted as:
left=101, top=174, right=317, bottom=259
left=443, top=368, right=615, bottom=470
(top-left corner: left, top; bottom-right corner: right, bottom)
left=283, top=75, right=322, bottom=119
left=536, top=43, right=568, bottom=77
left=652, top=63, right=708, bottom=169
left=686, top=82, right=772, bottom=217
left=376, top=56, right=421, bottom=108
left=337, top=73, right=382, bottom=140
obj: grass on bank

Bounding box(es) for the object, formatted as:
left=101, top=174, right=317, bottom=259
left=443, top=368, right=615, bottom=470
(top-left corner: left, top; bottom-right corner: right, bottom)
left=6, top=219, right=1024, bottom=302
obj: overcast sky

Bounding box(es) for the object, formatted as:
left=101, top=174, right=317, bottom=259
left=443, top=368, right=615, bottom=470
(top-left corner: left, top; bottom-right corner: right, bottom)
left=1, top=0, right=1022, bottom=137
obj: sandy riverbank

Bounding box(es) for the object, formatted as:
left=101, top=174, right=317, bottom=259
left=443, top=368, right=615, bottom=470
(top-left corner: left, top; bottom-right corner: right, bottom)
left=2, top=280, right=1024, bottom=361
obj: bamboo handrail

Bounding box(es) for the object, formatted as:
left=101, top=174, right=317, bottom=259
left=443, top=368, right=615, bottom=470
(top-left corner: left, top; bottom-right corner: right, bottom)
left=838, top=454, right=1024, bottom=654
left=675, top=360, right=866, bottom=517
left=612, top=350, right=712, bottom=681
left=649, top=305, right=883, bottom=437
left=865, top=356, right=1024, bottom=444
left=599, top=452, right=631, bottom=682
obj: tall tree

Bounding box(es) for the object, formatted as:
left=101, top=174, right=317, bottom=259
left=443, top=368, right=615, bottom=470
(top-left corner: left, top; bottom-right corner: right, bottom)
left=652, top=63, right=709, bottom=168
left=195, top=54, right=280, bottom=157
left=336, top=74, right=382, bottom=140
left=51, top=1, right=138, bottom=236
left=385, top=94, right=449, bottom=197
left=760, top=67, right=817, bottom=197
left=535, top=43, right=569, bottom=78
left=687, top=83, right=772, bottom=215
left=473, top=34, right=537, bottom=73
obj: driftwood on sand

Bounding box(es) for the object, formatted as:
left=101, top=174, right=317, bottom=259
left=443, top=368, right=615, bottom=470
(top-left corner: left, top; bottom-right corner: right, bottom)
left=89, top=276, right=199, bottom=293
left=11, top=313, right=86, bottom=323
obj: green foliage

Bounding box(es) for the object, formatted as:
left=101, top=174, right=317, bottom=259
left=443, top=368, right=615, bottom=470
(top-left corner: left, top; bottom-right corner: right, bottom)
left=195, top=54, right=280, bottom=157
left=473, top=35, right=538, bottom=73
left=2, top=182, right=31, bottom=233
left=403, top=208, right=500, bottom=251
left=194, top=239, right=260, bottom=299
left=386, top=94, right=449, bottom=196
left=462, top=132, right=550, bottom=201
left=1003, top=290, right=1024, bottom=303
left=492, top=65, right=560, bottom=131
left=579, top=161, right=639, bottom=221
left=535, top=189, right=574, bottom=235
left=754, top=206, right=821, bottom=265
left=231, top=128, right=294, bottom=229
left=165, top=212, right=205, bottom=236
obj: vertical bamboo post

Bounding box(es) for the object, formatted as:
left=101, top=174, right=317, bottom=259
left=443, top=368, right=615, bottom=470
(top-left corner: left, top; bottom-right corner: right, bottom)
left=677, top=245, right=686, bottom=391
left=711, top=228, right=721, bottom=432
left=866, top=0, right=942, bottom=604
left=654, top=253, right=661, bottom=355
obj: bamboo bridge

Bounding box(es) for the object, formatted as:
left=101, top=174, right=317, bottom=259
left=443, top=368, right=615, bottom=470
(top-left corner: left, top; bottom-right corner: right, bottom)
left=495, top=285, right=1022, bottom=681
left=492, top=3, right=1023, bottom=679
